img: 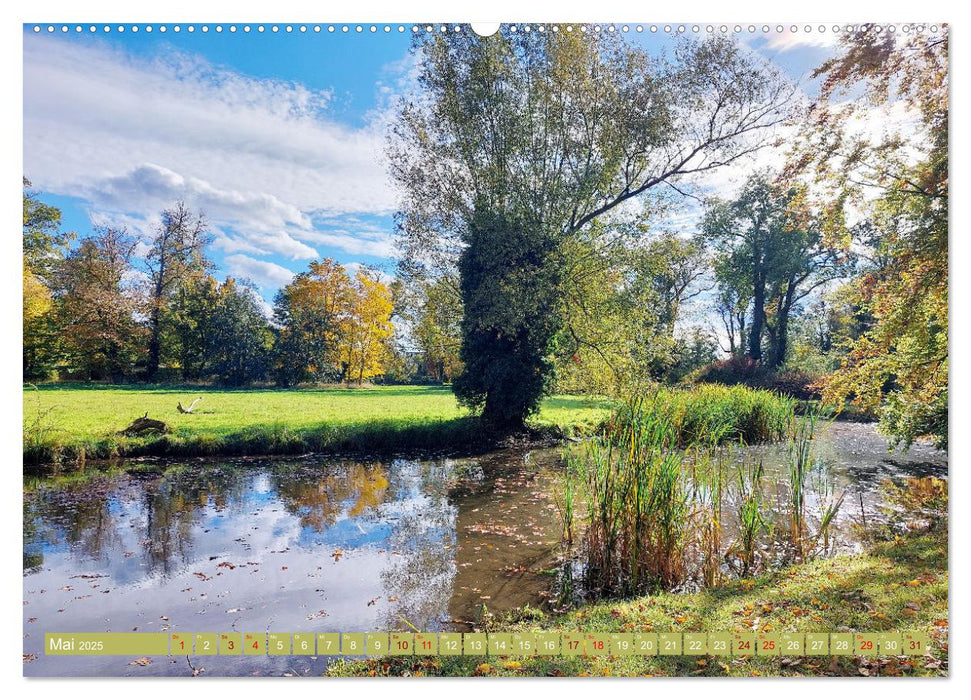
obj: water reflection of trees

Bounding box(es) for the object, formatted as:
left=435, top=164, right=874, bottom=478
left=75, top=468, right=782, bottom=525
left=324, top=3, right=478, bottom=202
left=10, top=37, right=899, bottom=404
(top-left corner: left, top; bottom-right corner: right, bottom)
left=271, top=462, right=391, bottom=532
left=24, top=478, right=124, bottom=570
left=23, top=467, right=252, bottom=576
left=378, top=460, right=458, bottom=631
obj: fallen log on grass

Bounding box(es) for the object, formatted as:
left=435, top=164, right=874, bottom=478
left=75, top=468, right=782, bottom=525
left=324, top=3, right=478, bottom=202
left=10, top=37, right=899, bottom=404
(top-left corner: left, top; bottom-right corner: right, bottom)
left=119, top=413, right=169, bottom=436
left=177, top=397, right=203, bottom=414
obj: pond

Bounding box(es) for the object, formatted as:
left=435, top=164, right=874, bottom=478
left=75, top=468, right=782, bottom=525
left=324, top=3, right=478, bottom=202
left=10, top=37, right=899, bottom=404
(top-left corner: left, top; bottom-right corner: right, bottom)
left=22, top=421, right=946, bottom=676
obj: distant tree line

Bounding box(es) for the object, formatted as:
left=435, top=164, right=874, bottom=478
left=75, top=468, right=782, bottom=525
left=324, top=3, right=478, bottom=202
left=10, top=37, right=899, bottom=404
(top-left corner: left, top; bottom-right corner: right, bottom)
left=22, top=189, right=394, bottom=386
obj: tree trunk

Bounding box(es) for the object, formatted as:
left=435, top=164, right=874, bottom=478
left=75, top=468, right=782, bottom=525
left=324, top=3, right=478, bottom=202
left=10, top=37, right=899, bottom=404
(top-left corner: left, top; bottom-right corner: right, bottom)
left=146, top=305, right=161, bottom=381
left=769, top=301, right=793, bottom=368
left=748, top=275, right=765, bottom=362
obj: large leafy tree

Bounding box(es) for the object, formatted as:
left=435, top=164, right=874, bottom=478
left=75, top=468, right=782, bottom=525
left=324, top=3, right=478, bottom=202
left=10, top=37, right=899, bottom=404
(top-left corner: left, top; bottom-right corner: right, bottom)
left=556, top=222, right=709, bottom=394
left=341, top=270, right=394, bottom=384
left=52, top=227, right=144, bottom=380
left=703, top=172, right=848, bottom=367
left=272, top=259, right=352, bottom=386
left=390, top=29, right=792, bottom=429
left=206, top=278, right=273, bottom=386
left=789, top=27, right=948, bottom=448
left=23, top=179, right=73, bottom=380
left=143, top=202, right=212, bottom=380
left=170, top=275, right=221, bottom=381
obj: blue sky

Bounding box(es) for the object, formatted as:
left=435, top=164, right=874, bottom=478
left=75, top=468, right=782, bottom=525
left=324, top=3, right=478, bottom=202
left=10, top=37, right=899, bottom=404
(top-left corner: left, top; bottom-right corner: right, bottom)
left=22, top=23, right=841, bottom=311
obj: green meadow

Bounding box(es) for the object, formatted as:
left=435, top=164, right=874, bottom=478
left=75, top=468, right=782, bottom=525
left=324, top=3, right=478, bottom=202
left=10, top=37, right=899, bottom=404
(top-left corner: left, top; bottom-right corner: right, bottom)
left=23, top=383, right=613, bottom=466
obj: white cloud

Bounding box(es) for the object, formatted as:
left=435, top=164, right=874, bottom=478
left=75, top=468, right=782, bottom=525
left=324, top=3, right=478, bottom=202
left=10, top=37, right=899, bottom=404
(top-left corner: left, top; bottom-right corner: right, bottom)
left=224, top=254, right=296, bottom=289
left=761, top=29, right=842, bottom=52
left=24, top=37, right=395, bottom=215
left=23, top=35, right=400, bottom=281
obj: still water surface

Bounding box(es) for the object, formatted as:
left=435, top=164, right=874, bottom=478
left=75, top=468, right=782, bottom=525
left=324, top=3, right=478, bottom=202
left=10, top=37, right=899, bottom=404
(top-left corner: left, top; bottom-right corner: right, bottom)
left=23, top=422, right=945, bottom=676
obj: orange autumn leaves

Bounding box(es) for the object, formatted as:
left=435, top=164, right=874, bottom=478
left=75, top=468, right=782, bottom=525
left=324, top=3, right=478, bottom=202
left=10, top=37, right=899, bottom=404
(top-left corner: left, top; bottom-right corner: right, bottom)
left=275, top=259, right=394, bottom=384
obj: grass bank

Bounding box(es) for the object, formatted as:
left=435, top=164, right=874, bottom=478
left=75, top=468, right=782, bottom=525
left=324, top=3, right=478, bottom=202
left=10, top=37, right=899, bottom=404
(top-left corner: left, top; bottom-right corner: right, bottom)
left=22, top=383, right=796, bottom=468
left=23, top=384, right=612, bottom=468
left=326, top=527, right=948, bottom=677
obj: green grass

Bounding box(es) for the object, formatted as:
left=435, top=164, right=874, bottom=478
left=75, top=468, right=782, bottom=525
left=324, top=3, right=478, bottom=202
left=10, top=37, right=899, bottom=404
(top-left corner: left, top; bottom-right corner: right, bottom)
left=326, top=527, right=948, bottom=677
left=22, top=384, right=613, bottom=467
left=22, top=383, right=797, bottom=468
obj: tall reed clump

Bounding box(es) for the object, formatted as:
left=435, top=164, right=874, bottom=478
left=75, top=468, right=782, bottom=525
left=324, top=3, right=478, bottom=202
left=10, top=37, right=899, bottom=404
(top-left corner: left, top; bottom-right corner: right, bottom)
left=657, top=384, right=795, bottom=446
left=788, top=409, right=816, bottom=559
left=730, top=457, right=771, bottom=575
left=787, top=406, right=844, bottom=559
left=568, top=398, right=692, bottom=594
left=688, top=446, right=725, bottom=587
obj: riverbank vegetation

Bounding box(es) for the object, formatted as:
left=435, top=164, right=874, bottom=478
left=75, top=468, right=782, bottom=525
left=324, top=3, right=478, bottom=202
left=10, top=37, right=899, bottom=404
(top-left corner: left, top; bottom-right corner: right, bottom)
left=326, top=524, right=947, bottom=677
left=23, top=383, right=793, bottom=468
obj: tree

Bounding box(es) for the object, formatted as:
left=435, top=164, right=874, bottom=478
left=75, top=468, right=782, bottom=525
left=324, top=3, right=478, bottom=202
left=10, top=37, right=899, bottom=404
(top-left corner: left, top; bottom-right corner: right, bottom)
left=170, top=275, right=220, bottom=381
left=712, top=252, right=751, bottom=357
left=23, top=179, right=72, bottom=380
left=788, top=27, right=948, bottom=448
left=703, top=172, right=848, bottom=368
left=340, top=270, right=394, bottom=384
left=557, top=223, right=707, bottom=393
left=409, top=274, right=463, bottom=383
left=634, top=232, right=709, bottom=338
left=272, top=259, right=352, bottom=386
left=390, top=30, right=792, bottom=429
left=23, top=261, right=56, bottom=380
left=23, top=178, right=72, bottom=282
left=206, top=279, right=273, bottom=386
left=52, top=227, right=144, bottom=380
left=143, top=202, right=212, bottom=380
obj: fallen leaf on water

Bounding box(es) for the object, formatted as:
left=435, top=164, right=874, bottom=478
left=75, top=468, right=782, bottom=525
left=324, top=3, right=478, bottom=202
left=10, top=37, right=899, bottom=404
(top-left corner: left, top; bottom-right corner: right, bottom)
left=129, top=657, right=152, bottom=667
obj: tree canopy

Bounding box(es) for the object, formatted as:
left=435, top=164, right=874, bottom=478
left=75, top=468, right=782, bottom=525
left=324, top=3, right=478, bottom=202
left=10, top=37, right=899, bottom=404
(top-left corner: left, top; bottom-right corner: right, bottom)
left=390, top=29, right=793, bottom=428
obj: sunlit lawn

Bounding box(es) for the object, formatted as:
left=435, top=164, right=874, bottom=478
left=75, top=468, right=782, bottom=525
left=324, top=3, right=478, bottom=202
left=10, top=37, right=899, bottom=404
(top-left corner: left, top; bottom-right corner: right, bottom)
left=23, top=384, right=614, bottom=462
